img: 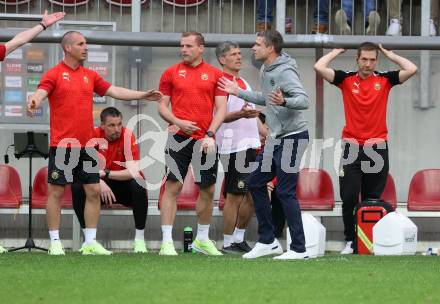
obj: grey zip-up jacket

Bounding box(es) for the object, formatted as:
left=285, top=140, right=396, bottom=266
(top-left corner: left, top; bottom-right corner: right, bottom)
left=237, top=52, right=309, bottom=138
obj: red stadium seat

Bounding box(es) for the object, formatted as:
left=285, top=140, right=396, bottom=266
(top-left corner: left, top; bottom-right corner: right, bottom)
left=407, top=169, right=440, bottom=211
left=162, top=0, right=206, bottom=7
left=32, top=166, right=72, bottom=208
left=0, top=0, right=30, bottom=5
left=158, top=167, right=199, bottom=210
left=380, top=174, right=397, bottom=209
left=0, top=164, right=22, bottom=208
left=297, top=168, right=334, bottom=211
left=47, top=0, right=90, bottom=6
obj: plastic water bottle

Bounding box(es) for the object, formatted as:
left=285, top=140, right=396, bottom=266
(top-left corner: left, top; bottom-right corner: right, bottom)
left=183, top=226, right=193, bottom=253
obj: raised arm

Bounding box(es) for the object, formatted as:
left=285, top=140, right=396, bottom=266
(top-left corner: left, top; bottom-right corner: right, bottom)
left=218, top=77, right=266, bottom=105
left=379, top=44, right=418, bottom=84
left=314, top=48, right=346, bottom=83
left=5, top=10, right=65, bottom=56
left=105, top=86, right=163, bottom=101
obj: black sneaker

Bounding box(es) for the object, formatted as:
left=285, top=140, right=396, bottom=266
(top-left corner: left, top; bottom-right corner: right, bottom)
left=221, top=244, right=242, bottom=254
left=235, top=241, right=252, bottom=253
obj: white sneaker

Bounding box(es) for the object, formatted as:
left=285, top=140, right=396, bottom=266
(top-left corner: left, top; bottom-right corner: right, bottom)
left=340, top=241, right=354, bottom=255
left=242, top=239, right=283, bottom=259
left=366, top=11, right=380, bottom=35
left=335, top=10, right=351, bottom=35
left=430, top=19, right=437, bottom=36
left=273, top=250, right=309, bottom=260
left=386, top=18, right=402, bottom=36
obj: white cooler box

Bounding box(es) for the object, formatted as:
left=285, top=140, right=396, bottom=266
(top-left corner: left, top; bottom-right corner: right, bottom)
left=287, top=213, right=326, bottom=258
left=373, top=212, right=418, bottom=255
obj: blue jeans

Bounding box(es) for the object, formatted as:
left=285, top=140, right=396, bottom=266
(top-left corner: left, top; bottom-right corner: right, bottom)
left=257, top=0, right=275, bottom=23
left=314, top=0, right=377, bottom=26
left=248, top=131, right=309, bottom=252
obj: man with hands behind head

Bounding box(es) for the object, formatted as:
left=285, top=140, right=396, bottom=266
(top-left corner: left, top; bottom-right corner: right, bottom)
left=314, top=42, right=417, bottom=254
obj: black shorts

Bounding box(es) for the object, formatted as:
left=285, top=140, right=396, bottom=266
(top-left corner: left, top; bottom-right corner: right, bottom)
left=165, top=133, right=218, bottom=188
left=220, top=148, right=257, bottom=196
left=47, top=147, right=100, bottom=185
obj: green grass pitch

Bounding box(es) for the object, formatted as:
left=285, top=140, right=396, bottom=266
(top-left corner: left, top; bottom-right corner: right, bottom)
left=1, top=253, right=439, bottom=304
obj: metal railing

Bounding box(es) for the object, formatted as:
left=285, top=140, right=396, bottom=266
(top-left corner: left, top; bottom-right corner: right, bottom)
left=0, top=0, right=434, bottom=35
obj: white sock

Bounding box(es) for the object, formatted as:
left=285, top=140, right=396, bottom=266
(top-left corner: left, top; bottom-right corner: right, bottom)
left=223, top=234, right=234, bottom=247
left=233, top=228, right=245, bottom=243
left=162, top=225, right=173, bottom=243
left=135, top=229, right=145, bottom=241
left=196, top=224, right=210, bottom=242
left=49, top=230, right=60, bottom=243
left=84, top=228, right=97, bottom=245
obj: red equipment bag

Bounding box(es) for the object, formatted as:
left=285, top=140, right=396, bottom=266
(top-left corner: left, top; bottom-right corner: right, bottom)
left=355, top=199, right=394, bottom=255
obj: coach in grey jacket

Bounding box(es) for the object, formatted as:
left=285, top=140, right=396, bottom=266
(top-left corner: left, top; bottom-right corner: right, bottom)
left=219, top=30, right=310, bottom=260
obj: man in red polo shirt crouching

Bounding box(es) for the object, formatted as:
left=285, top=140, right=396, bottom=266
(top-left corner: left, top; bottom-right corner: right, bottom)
left=71, top=107, right=148, bottom=253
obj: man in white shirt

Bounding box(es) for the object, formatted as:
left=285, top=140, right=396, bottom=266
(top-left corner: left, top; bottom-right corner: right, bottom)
left=215, top=41, right=261, bottom=253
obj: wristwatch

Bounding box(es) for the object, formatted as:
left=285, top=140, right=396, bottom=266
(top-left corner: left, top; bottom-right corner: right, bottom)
left=104, top=169, right=110, bottom=179
left=206, top=131, right=215, bottom=138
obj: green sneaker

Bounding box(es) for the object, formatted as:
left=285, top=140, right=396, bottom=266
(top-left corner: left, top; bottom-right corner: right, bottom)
left=48, top=241, right=65, bottom=256
left=192, top=239, right=223, bottom=256
left=0, top=245, right=7, bottom=253
left=80, top=241, right=112, bottom=256
left=133, top=240, right=148, bottom=253
left=159, top=241, right=178, bottom=256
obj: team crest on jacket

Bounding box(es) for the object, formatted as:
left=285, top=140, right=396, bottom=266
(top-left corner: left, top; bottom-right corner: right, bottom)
left=270, top=78, right=275, bottom=86
left=374, top=82, right=381, bottom=90
left=83, top=76, right=89, bottom=84
left=201, top=73, right=208, bottom=80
